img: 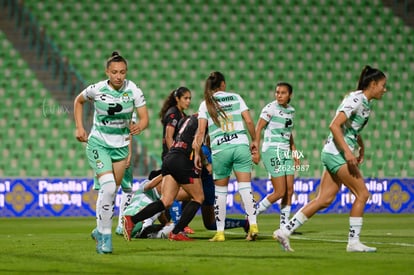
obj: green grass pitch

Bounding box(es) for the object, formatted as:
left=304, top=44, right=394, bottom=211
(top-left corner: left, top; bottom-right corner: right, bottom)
left=1, top=213, right=413, bottom=274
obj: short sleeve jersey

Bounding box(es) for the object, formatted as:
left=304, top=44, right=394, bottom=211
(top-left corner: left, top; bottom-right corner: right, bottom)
left=82, top=79, right=146, bottom=148
left=122, top=181, right=160, bottom=216
left=161, top=106, right=185, bottom=159
left=169, top=114, right=199, bottom=158
left=259, top=101, right=295, bottom=151
left=323, top=90, right=372, bottom=154
left=198, top=91, right=249, bottom=154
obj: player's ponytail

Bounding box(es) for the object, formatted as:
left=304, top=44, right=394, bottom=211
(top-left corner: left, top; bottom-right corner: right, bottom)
left=357, top=65, right=385, bottom=90
left=204, top=71, right=227, bottom=126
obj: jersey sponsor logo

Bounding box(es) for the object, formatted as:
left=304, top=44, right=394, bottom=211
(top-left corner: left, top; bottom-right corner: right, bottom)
left=215, top=95, right=235, bottom=102
left=107, top=103, right=123, bottom=115
left=217, top=133, right=238, bottom=145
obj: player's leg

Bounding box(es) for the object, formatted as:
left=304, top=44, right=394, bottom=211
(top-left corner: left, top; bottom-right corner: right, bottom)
left=116, top=165, right=133, bottom=235
left=280, top=173, right=294, bottom=229
left=336, top=165, right=376, bottom=252
left=169, top=178, right=203, bottom=241
left=233, top=145, right=258, bottom=241
left=201, top=172, right=248, bottom=232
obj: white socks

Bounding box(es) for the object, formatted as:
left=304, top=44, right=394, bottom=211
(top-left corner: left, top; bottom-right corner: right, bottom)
left=117, top=189, right=132, bottom=229
left=238, top=182, right=257, bottom=225
left=282, top=210, right=308, bottom=236
left=257, top=197, right=272, bottom=215
left=214, top=182, right=257, bottom=231
left=280, top=205, right=291, bottom=227
left=214, top=185, right=228, bottom=232
left=96, top=174, right=117, bottom=234
left=348, top=217, right=363, bottom=243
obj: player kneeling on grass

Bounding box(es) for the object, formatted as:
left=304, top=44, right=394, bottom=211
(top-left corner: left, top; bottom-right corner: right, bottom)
left=120, top=170, right=175, bottom=239
left=123, top=114, right=205, bottom=241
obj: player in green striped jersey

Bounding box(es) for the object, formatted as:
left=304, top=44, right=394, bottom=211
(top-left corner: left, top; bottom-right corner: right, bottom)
left=275, top=65, right=387, bottom=253
left=254, top=82, right=299, bottom=229
left=74, top=52, right=148, bottom=254
left=193, top=71, right=259, bottom=242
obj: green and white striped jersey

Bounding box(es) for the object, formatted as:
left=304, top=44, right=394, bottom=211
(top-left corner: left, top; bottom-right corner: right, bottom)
left=323, top=90, right=372, bottom=155
left=82, top=79, right=146, bottom=148
left=259, top=101, right=295, bottom=151
left=198, top=91, right=250, bottom=154
left=123, top=180, right=160, bottom=216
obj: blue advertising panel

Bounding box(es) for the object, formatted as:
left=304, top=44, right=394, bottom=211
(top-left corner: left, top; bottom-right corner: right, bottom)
left=0, top=178, right=413, bottom=217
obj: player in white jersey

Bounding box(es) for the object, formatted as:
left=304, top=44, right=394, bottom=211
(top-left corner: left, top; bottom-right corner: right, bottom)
left=193, top=71, right=259, bottom=242
left=123, top=170, right=175, bottom=239
left=254, top=82, right=299, bottom=229
left=275, top=65, right=387, bottom=253
left=74, top=52, right=149, bottom=254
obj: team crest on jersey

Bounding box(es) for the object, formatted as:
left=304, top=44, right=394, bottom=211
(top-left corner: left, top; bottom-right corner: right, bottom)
left=121, top=92, right=131, bottom=103
left=96, top=160, right=104, bottom=169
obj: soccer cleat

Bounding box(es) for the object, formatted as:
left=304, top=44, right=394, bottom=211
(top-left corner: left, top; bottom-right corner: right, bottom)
left=209, top=231, right=225, bottom=242
left=123, top=215, right=135, bottom=241
left=346, top=242, right=377, bottom=252
left=246, top=224, right=259, bottom=241
left=101, top=234, right=113, bottom=254
left=91, top=228, right=103, bottom=254
left=158, top=223, right=175, bottom=239
left=273, top=229, right=294, bottom=252
left=168, top=231, right=194, bottom=241
left=115, top=226, right=123, bottom=236
left=184, top=226, right=195, bottom=234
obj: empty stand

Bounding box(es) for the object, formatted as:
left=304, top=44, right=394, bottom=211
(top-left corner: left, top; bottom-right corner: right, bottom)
left=2, top=0, right=412, bottom=177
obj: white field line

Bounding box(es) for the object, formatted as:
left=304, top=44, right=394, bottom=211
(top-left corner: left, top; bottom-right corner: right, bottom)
left=225, top=231, right=414, bottom=247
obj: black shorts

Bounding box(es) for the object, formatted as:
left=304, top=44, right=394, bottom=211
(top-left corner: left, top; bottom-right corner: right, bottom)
left=161, top=152, right=199, bottom=184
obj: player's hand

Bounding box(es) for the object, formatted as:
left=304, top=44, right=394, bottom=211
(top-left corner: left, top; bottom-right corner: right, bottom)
left=129, top=123, right=141, bottom=135
left=194, top=154, right=202, bottom=170
left=345, top=151, right=361, bottom=178
left=252, top=151, right=260, bottom=164
left=75, top=128, right=88, bottom=142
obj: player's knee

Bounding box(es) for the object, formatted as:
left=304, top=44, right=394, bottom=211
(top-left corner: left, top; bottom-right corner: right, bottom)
left=161, top=198, right=173, bottom=209
left=194, top=194, right=204, bottom=205
left=355, top=190, right=371, bottom=203
left=319, top=196, right=336, bottom=208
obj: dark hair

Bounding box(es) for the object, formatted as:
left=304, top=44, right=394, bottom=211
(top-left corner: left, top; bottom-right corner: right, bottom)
left=204, top=71, right=227, bottom=126
left=106, top=51, right=127, bottom=68
left=159, top=86, right=190, bottom=121
left=357, top=65, right=386, bottom=90
left=276, top=82, right=293, bottom=103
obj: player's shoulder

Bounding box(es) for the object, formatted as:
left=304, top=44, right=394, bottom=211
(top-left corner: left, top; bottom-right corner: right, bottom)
left=345, top=90, right=365, bottom=105
left=166, top=106, right=180, bottom=116
left=124, top=79, right=143, bottom=92
left=286, top=104, right=295, bottom=112
left=88, top=80, right=107, bottom=90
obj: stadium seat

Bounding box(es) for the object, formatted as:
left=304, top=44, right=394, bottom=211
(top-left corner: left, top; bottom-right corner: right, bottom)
left=4, top=0, right=410, bottom=177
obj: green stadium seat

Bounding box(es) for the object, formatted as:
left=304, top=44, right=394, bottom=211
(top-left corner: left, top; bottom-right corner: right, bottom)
left=7, top=0, right=411, bottom=177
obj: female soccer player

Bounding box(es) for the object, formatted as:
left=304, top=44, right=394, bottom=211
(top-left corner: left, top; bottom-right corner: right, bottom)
left=123, top=114, right=204, bottom=241
left=275, top=65, right=387, bottom=252
left=74, top=51, right=148, bottom=254
left=254, top=82, right=299, bottom=229
left=159, top=87, right=192, bottom=160
left=193, top=71, right=259, bottom=241
left=159, top=86, right=194, bottom=233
